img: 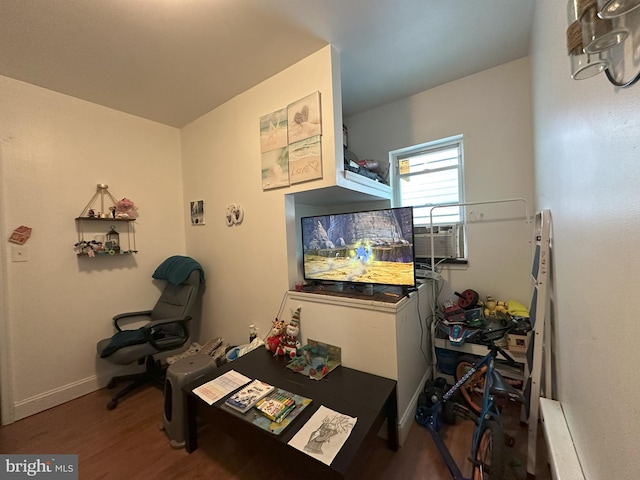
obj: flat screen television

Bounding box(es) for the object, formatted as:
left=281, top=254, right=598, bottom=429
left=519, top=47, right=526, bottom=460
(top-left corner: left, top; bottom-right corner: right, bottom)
left=301, top=206, right=416, bottom=288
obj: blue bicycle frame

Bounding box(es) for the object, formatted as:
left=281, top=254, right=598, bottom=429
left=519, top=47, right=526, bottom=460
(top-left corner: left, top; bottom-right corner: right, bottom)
left=416, top=341, right=521, bottom=480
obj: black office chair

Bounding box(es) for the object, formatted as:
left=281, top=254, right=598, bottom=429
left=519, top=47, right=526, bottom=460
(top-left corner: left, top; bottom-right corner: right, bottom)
left=96, top=256, right=204, bottom=410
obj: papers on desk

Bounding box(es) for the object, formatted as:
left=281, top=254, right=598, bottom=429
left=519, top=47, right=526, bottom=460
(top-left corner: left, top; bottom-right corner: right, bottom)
left=288, top=405, right=357, bottom=466
left=192, top=370, right=251, bottom=405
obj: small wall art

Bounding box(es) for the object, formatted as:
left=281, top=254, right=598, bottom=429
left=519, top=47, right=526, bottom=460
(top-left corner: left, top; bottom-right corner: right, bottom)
left=261, top=147, right=290, bottom=190
left=259, top=107, right=288, bottom=153
left=287, top=91, right=322, bottom=144
left=260, top=91, right=323, bottom=191
left=289, top=135, right=322, bottom=184
left=190, top=200, right=205, bottom=225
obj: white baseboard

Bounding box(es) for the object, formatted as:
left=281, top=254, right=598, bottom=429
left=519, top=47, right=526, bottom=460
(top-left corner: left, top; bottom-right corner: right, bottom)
left=397, top=370, right=429, bottom=446
left=377, top=370, right=429, bottom=447
left=539, top=398, right=585, bottom=480
left=12, top=374, right=111, bottom=422
left=12, top=368, right=429, bottom=450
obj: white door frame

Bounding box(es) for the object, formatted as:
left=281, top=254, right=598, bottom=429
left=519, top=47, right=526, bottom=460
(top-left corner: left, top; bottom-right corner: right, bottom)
left=0, top=147, right=15, bottom=425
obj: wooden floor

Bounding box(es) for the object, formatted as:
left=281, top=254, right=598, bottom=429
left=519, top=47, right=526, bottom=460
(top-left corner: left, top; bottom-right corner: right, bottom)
left=0, top=385, right=551, bottom=479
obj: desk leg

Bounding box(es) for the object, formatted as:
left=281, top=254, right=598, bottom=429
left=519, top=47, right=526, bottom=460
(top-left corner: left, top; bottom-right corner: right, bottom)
left=386, top=385, right=398, bottom=451
left=184, top=393, right=198, bottom=453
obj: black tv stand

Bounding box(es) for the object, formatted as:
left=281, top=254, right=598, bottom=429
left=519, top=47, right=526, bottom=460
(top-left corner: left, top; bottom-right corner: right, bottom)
left=301, top=281, right=407, bottom=302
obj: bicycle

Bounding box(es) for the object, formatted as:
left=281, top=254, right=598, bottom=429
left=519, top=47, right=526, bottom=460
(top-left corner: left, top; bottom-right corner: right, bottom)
left=416, top=323, right=525, bottom=480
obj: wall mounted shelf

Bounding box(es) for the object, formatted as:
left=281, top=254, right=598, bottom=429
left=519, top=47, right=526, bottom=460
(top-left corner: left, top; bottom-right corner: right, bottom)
left=74, top=217, right=137, bottom=256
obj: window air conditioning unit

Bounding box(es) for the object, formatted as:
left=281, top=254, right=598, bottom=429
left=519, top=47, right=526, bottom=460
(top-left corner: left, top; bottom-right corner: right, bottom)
left=414, top=224, right=462, bottom=259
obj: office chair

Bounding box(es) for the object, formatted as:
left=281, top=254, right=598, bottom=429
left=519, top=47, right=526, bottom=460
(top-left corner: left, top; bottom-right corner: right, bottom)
left=96, top=256, right=204, bottom=410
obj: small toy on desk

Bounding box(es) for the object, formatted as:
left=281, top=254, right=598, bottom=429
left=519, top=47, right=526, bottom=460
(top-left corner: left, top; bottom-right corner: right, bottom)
left=276, top=306, right=302, bottom=359
left=286, top=339, right=341, bottom=380
left=265, top=318, right=285, bottom=353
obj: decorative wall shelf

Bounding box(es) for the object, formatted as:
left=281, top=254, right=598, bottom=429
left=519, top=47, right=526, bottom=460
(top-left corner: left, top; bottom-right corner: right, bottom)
left=74, top=184, right=139, bottom=256
left=74, top=217, right=137, bottom=256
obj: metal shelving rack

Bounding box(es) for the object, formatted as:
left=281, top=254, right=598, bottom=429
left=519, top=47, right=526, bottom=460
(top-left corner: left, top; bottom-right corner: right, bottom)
left=427, top=198, right=532, bottom=378
left=424, top=201, right=552, bottom=476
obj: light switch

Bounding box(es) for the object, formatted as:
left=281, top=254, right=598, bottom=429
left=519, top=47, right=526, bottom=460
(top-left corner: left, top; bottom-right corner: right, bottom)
left=11, top=245, right=28, bottom=262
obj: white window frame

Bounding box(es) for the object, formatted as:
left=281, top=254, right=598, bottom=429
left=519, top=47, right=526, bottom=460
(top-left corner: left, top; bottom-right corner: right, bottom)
left=389, top=134, right=466, bottom=259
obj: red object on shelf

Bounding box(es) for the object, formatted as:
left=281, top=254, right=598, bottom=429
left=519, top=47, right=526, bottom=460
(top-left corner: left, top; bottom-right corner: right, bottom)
left=9, top=225, right=32, bottom=245
left=454, top=289, right=479, bottom=309
left=444, top=302, right=465, bottom=322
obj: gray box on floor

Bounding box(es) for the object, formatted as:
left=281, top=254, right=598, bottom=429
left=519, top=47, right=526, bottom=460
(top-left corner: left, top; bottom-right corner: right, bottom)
left=162, top=355, right=218, bottom=448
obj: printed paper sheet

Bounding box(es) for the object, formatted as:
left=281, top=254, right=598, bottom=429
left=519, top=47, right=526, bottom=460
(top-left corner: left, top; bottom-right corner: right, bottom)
left=287, top=405, right=357, bottom=466
left=192, top=370, right=251, bottom=405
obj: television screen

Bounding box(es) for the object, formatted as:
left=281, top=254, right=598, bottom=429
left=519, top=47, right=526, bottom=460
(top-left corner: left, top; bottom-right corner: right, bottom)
left=301, top=206, right=415, bottom=287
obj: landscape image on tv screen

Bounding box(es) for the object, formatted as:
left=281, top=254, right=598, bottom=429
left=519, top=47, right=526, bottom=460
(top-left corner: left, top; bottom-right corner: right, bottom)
left=301, top=206, right=415, bottom=287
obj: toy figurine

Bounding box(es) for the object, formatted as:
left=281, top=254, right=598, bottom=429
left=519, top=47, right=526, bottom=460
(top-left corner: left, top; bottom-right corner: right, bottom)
left=114, top=198, right=139, bottom=219
left=276, top=307, right=301, bottom=358
left=265, top=318, right=285, bottom=352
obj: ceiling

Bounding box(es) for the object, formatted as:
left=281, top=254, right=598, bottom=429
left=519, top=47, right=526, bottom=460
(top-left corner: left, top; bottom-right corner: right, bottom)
left=0, top=0, right=534, bottom=128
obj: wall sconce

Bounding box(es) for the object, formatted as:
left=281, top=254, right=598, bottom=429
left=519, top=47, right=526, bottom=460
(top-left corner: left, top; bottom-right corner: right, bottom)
left=567, top=0, right=640, bottom=86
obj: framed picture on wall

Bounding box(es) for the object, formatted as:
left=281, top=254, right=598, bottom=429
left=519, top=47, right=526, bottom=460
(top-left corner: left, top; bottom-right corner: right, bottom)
left=287, top=91, right=321, bottom=144
left=190, top=200, right=205, bottom=225
left=289, top=135, right=322, bottom=184
left=261, top=146, right=290, bottom=190
left=260, top=107, right=288, bottom=153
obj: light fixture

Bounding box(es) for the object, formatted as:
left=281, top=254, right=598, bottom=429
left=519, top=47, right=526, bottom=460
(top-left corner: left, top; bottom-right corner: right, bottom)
left=567, top=0, right=640, bottom=87
left=598, top=0, right=640, bottom=19
left=567, top=20, right=610, bottom=79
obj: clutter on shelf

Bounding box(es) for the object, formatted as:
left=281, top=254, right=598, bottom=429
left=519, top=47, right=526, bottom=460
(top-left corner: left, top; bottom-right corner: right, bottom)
left=74, top=184, right=139, bottom=256
left=343, top=147, right=388, bottom=185
left=438, top=289, right=532, bottom=350
left=225, top=337, right=265, bottom=362
left=78, top=183, right=139, bottom=220
left=166, top=337, right=229, bottom=367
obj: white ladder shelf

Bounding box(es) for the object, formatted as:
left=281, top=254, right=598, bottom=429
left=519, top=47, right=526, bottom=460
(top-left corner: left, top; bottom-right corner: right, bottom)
left=525, top=209, right=552, bottom=477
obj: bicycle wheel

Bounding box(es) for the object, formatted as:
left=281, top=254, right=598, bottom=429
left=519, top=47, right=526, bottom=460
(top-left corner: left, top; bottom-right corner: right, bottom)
left=455, top=355, right=486, bottom=414
left=473, top=420, right=505, bottom=480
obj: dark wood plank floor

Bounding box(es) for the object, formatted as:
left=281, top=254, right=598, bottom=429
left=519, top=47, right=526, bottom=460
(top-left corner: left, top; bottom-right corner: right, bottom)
left=0, top=385, right=551, bottom=479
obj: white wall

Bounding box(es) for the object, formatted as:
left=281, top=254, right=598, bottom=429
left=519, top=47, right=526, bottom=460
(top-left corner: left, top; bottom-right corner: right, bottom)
left=0, top=76, right=186, bottom=422
left=180, top=46, right=341, bottom=347
left=531, top=3, right=640, bottom=479
left=345, top=58, right=534, bottom=305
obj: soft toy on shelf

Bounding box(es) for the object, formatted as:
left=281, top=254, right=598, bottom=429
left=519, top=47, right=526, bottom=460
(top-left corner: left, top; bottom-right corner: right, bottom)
left=265, top=318, right=285, bottom=352
left=111, top=198, right=139, bottom=219
left=483, top=295, right=509, bottom=318
left=276, top=307, right=302, bottom=359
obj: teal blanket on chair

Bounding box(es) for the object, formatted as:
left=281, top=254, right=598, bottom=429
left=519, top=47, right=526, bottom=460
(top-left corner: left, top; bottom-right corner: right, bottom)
left=152, top=255, right=205, bottom=285
left=100, top=328, right=149, bottom=357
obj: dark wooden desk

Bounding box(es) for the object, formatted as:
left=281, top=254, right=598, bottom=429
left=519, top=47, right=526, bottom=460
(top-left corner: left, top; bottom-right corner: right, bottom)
left=183, top=348, right=398, bottom=479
